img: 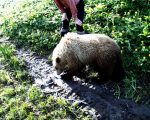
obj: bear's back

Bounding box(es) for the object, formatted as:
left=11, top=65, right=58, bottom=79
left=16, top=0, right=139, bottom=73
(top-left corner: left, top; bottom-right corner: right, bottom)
left=63, top=33, right=120, bottom=64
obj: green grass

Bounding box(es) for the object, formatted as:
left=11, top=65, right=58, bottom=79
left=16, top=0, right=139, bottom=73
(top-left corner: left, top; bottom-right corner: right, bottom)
left=0, top=0, right=61, bottom=53
left=0, top=0, right=150, bottom=105
left=0, top=43, right=90, bottom=119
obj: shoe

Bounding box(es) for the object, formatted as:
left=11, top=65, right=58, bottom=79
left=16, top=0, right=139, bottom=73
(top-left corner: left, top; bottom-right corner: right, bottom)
left=77, top=31, right=85, bottom=35
left=76, top=24, right=86, bottom=35
left=60, top=28, right=69, bottom=37
left=60, top=20, right=69, bottom=37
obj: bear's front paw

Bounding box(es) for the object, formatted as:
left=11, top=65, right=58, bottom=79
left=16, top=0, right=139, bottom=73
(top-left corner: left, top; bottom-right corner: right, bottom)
left=60, top=72, right=73, bottom=80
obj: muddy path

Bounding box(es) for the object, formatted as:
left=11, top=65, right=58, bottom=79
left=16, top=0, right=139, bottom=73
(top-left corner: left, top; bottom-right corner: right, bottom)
left=1, top=34, right=150, bottom=120
left=15, top=48, right=150, bottom=120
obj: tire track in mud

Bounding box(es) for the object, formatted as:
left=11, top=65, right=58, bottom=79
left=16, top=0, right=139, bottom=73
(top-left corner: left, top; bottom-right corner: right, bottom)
left=16, top=49, right=150, bottom=120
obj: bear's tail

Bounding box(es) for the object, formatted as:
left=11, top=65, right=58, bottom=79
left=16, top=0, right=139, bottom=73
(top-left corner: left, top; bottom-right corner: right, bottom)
left=111, top=54, right=125, bottom=82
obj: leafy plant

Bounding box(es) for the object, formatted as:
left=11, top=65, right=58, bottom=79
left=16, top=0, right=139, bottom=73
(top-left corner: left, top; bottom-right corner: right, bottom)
left=0, top=0, right=61, bottom=52
left=84, top=0, right=150, bottom=104
left=0, top=0, right=150, bottom=106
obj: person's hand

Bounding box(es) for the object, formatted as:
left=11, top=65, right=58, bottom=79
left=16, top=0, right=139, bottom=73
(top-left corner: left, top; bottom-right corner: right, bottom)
left=62, top=13, right=68, bottom=20
left=75, top=18, right=82, bottom=26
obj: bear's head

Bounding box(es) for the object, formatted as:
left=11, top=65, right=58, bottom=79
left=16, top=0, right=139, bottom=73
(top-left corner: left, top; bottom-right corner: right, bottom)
left=52, top=56, right=68, bottom=75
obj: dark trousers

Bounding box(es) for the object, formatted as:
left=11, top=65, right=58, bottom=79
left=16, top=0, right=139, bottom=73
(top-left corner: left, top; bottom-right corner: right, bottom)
left=62, top=0, right=85, bottom=31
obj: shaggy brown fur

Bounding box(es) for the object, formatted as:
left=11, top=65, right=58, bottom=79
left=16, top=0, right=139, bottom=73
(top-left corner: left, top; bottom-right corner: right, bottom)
left=52, top=32, right=124, bottom=82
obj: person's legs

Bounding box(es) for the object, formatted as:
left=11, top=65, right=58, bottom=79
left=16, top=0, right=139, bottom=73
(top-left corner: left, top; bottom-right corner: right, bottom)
left=76, top=0, right=85, bottom=34
left=60, top=19, right=69, bottom=37
left=60, top=0, right=85, bottom=36
left=60, top=10, right=72, bottom=37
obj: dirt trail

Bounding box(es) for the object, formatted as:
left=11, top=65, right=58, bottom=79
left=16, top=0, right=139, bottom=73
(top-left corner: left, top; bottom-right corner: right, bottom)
left=16, top=49, right=150, bottom=120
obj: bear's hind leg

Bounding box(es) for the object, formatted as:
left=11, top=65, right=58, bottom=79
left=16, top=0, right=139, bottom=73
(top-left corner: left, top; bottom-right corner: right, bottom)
left=111, top=55, right=125, bottom=82
left=92, top=64, right=110, bottom=84
left=97, top=69, right=110, bottom=84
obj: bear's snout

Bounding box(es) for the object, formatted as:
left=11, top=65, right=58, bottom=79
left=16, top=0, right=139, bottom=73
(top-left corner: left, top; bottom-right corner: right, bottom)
left=56, top=69, right=62, bottom=75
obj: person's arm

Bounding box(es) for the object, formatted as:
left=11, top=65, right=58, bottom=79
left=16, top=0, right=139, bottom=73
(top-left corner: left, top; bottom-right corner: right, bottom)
left=68, top=0, right=78, bottom=19
left=54, top=0, right=65, bottom=13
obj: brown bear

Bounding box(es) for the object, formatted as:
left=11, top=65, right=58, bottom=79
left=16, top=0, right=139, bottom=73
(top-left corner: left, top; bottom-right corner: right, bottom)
left=52, top=32, right=124, bottom=82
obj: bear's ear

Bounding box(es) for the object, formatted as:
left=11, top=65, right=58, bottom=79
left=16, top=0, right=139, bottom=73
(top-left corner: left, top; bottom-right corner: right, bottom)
left=56, top=57, right=61, bottom=63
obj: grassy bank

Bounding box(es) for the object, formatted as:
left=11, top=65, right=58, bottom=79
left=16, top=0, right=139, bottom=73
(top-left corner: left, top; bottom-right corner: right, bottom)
left=0, top=0, right=150, bottom=105
left=0, top=43, right=90, bottom=119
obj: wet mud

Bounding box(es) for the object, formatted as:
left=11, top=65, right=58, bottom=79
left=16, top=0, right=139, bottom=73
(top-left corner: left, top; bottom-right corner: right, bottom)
left=16, top=49, right=150, bottom=120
